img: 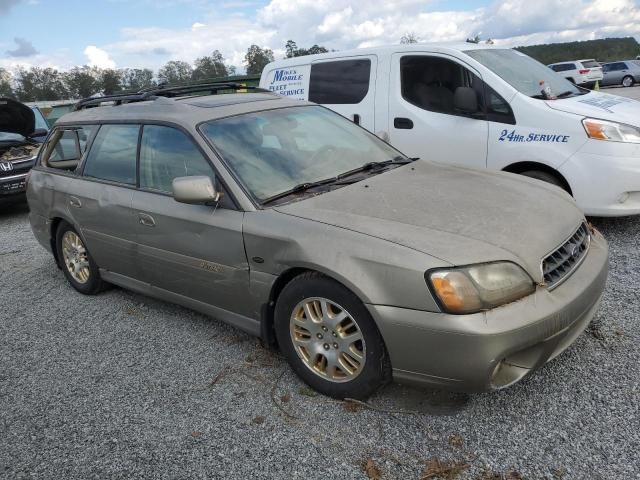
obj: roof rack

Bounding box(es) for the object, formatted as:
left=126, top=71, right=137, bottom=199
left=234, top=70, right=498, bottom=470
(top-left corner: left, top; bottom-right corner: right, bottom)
left=73, top=82, right=270, bottom=111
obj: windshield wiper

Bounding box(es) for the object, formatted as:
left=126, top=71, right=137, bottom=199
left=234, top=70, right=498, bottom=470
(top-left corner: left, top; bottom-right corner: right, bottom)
left=556, top=90, right=576, bottom=98
left=261, top=177, right=340, bottom=205
left=332, top=156, right=415, bottom=185
left=261, top=156, right=416, bottom=205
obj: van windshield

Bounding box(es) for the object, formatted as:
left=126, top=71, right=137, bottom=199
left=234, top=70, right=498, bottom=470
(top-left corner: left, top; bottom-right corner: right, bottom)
left=465, top=49, right=584, bottom=99
left=201, top=106, right=406, bottom=203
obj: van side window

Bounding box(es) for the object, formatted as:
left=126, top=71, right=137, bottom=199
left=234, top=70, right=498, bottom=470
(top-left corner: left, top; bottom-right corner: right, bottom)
left=309, top=59, right=370, bottom=104
left=139, top=125, right=212, bottom=194
left=485, top=86, right=515, bottom=124
left=401, top=56, right=484, bottom=117
left=83, top=124, right=139, bottom=185
left=41, top=125, right=96, bottom=171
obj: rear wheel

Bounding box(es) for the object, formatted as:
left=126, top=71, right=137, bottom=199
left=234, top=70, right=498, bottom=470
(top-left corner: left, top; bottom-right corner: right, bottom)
left=520, top=170, right=567, bottom=192
left=274, top=272, right=391, bottom=399
left=622, top=75, right=634, bottom=87
left=56, top=222, right=106, bottom=295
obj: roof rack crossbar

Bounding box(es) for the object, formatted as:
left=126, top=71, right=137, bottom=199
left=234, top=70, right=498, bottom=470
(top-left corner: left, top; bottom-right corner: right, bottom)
left=74, top=82, right=270, bottom=110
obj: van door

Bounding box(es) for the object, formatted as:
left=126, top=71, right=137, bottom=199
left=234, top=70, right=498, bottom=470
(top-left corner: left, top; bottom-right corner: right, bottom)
left=308, top=56, right=377, bottom=131
left=388, top=53, right=488, bottom=169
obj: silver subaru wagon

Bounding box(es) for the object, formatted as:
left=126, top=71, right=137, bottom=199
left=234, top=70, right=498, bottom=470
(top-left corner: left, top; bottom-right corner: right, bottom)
left=27, top=84, right=608, bottom=399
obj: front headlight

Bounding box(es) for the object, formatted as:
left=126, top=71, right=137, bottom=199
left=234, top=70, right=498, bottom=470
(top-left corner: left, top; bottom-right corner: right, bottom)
left=582, top=118, right=640, bottom=143
left=426, top=262, right=535, bottom=314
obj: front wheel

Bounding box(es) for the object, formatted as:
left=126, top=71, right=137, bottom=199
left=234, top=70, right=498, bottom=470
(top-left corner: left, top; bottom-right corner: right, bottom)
left=622, top=75, right=634, bottom=87
left=274, top=273, right=391, bottom=399
left=520, top=170, right=567, bottom=192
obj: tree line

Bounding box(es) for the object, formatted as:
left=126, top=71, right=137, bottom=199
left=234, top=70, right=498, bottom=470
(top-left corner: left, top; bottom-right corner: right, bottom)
left=516, top=37, right=640, bottom=65
left=0, top=40, right=329, bottom=102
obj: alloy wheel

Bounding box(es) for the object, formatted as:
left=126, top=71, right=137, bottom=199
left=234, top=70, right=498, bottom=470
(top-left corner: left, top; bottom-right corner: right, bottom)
left=289, top=297, right=366, bottom=382
left=61, top=231, right=91, bottom=284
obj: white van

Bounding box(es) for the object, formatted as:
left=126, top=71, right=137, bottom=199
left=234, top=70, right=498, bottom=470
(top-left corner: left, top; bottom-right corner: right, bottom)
left=259, top=43, right=640, bottom=216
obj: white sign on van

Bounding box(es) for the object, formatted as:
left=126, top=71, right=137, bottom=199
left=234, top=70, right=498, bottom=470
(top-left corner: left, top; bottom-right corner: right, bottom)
left=266, top=66, right=309, bottom=100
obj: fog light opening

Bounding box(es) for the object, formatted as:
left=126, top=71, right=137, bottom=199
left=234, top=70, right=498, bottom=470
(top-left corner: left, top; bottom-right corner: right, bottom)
left=617, top=192, right=629, bottom=204
left=490, top=359, right=530, bottom=390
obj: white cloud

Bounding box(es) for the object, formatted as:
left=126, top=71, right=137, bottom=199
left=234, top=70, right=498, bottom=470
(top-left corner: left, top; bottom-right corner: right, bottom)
left=84, top=45, right=116, bottom=69
left=5, top=0, right=640, bottom=74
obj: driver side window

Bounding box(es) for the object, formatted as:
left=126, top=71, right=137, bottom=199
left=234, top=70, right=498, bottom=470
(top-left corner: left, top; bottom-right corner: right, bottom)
left=139, top=125, right=213, bottom=194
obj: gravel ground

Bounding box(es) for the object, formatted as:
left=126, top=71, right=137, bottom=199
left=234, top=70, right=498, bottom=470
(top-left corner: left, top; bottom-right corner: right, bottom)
left=600, top=84, right=640, bottom=101
left=0, top=204, right=638, bottom=480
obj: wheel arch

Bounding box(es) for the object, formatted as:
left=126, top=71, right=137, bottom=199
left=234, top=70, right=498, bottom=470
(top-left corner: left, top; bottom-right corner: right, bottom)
left=502, top=161, right=573, bottom=195
left=260, top=266, right=369, bottom=348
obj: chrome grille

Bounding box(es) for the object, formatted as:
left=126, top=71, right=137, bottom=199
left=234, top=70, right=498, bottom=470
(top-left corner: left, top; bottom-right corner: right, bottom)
left=542, top=223, right=590, bottom=288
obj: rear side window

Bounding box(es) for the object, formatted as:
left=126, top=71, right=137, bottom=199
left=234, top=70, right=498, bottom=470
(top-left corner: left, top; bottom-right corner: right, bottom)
left=139, top=125, right=212, bottom=193
left=581, top=60, right=600, bottom=68
left=42, top=126, right=96, bottom=171
left=551, top=64, right=574, bottom=72
left=83, top=124, right=139, bottom=185
left=309, top=59, right=371, bottom=104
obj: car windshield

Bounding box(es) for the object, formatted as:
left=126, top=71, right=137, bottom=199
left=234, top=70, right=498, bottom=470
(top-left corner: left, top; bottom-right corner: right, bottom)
left=465, top=48, right=583, bottom=99
left=200, top=106, right=406, bottom=202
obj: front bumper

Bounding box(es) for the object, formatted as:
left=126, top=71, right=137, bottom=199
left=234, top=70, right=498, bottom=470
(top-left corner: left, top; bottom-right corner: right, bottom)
left=560, top=141, right=640, bottom=216
left=367, top=230, right=608, bottom=392
left=0, top=172, right=29, bottom=201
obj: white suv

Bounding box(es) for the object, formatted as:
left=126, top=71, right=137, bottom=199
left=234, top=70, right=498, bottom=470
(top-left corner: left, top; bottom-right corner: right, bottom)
left=548, top=59, right=603, bottom=88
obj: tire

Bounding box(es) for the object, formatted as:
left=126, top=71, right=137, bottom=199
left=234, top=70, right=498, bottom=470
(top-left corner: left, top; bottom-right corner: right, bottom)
left=520, top=170, right=567, bottom=192
left=622, top=75, right=634, bottom=87
left=56, top=221, right=106, bottom=295
left=274, top=272, right=391, bottom=400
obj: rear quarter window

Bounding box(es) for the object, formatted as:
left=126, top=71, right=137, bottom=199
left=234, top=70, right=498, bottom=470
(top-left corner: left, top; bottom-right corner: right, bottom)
left=308, top=59, right=371, bottom=104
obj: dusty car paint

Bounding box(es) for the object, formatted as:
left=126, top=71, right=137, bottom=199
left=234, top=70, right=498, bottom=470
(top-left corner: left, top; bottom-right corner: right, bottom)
left=27, top=93, right=608, bottom=392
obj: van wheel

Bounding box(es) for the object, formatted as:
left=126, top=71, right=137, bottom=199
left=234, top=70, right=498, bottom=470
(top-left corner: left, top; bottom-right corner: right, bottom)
left=56, top=221, right=106, bottom=295
left=520, top=170, right=566, bottom=191
left=274, top=272, right=391, bottom=400
left=622, top=75, right=634, bottom=87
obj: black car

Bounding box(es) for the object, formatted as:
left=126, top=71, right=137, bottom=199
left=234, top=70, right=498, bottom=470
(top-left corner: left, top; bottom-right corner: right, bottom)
left=0, top=98, right=49, bottom=206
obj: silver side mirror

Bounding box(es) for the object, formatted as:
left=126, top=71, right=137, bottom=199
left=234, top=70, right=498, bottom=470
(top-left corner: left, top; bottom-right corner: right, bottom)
left=172, top=176, right=221, bottom=205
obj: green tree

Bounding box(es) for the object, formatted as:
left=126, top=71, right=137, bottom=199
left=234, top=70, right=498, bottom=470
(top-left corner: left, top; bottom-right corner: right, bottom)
left=516, top=37, right=640, bottom=64
left=121, top=68, right=155, bottom=91
left=285, top=40, right=298, bottom=58
left=244, top=45, right=274, bottom=75
left=100, top=69, right=122, bottom=95
left=192, top=50, right=228, bottom=82
left=15, top=67, right=68, bottom=101
left=0, top=68, right=14, bottom=98
left=284, top=40, right=329, bottom=58
left=158, top=60, right=192, bottom=85
left=63, top=66, right=100, bottom=99
left=400, top=33, right=419, bottom=44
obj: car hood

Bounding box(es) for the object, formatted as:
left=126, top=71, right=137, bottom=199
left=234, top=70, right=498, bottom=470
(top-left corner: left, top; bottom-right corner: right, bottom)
left=275, top=161, right=585, bottom=283
left=0, top=97, right=35, bottom=137
left=544, top=91, right=640, bottom=126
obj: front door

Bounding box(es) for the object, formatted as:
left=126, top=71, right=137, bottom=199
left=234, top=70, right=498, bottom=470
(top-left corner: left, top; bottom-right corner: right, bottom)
left=389, top=53, right=488, bottom=169
left=131, top=124, right=249, bottom=316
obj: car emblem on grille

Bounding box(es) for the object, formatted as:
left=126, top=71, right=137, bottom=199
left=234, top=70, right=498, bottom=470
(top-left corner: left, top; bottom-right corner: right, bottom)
left=571, top=245, right=580, bottom=258
left=0, top=161, right=13, bottom=172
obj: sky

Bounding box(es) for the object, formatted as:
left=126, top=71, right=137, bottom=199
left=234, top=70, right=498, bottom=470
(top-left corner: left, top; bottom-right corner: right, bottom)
left=1, top=0, right=639, bottom=73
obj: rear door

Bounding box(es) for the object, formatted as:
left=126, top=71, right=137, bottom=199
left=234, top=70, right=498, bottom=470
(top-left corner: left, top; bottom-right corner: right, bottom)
left=388, top=52, right=488, bottom=169
left=308, top=56, right=377, bottom=131
left=131, top=124, right=250, bottom=316
left=66, top=123, right=140, bottom=278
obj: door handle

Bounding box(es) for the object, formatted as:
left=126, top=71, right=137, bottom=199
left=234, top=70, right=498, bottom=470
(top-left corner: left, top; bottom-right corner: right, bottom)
left=394, top=117, right=414, bottom=129
left=353, top=113, right=360, bottom=125
left=69, top=196, right=82, bottom=208
left=138, top=213, right=156, bottom=227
